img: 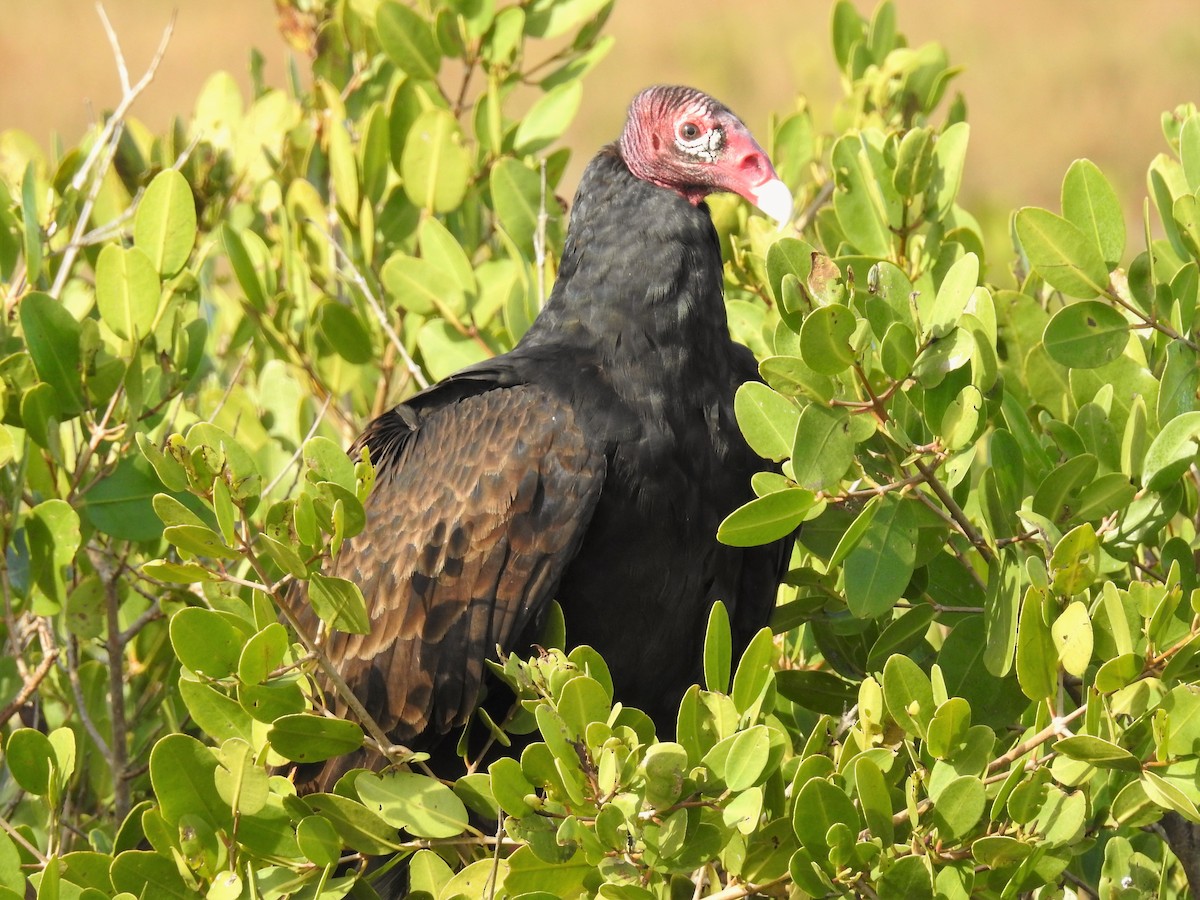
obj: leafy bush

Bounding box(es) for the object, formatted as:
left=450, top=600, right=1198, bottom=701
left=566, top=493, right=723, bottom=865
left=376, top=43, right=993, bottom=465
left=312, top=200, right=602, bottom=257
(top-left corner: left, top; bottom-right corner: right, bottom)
left=1, top=0, right=1199, bottom=897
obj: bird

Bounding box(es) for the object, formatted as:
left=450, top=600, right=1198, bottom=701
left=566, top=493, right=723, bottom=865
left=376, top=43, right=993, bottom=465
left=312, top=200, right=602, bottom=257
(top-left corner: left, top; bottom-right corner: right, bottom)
left=290, top=85, right=794, bottom=793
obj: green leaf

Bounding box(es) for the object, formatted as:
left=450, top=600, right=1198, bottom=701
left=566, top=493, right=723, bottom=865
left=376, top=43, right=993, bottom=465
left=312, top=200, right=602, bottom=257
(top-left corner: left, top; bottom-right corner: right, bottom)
left=703, top=601, right=732, bottom=694
left=5, top=728, right=53, bottom=795
left=882, top=655, right=934, bottom=739
left=1042, top=301, right=1128, bottom=368
left=1050, top=524, right=1099, bottom=598
left=133, top=169, right=196, bottom=277
left=221, top=226, right=267, bottom=311
left=1015, top=207, right=1109, bottom=298
left=877, top=853, right=934, bottom=900
left=302, top=436, right=356, bottom=492
left=844, top=497, right=917, bottom=618
left=504, top=845, right=590, bottom=898
left=643, top=742, right=689, bottom=808
left=149, top=733, right=230, bottom=828
left=523, top=0, right=609, bottom=38
left=418, top=215, right=477, bottom=300
left=163, top=523, right=238, bottom=560
left=170, top=607, right=247, bottom=679
left=95, top=245, right=160, bottom=340
left=557, top=675, right=610, bottom=737
left=776, top=670, right=857, bottom=715
left=303, top=793, right=400, bottom=854
left=717, top=489, right=812, bottom=547
left=893, top=127, right=935, bottom=197
left=237, top=623, right=289, bottom=686
left=792, top=778, right=859, bottom=858
left=1159, top=341, right=1199, bottom=424
left=1061, top=159, right=1124, bottom=268
left=854, top=756, right=894, bottom=845
left=1143, top=410, right=1200, bottom=491
left=308, top=572, right=371, bottom=635
left=928, top=122, right=969, bottom=220
left=381, top=252, right=465, bottom=316
left=83, top=455, right=167, bottom=542
left=490, top=157, right=546, bottom=258
left=179, top=679, right=253, bottom=743
left=401, top=108, right=471, bottom=213
left=25, top=498, right=80, bottom=608
left=1054, top=735, right=1141, bottom=772
left=799, top=304, right=857, bottom=374
left=377, top=1, right=441, bottom=80
left=790, top=404, right=854, bottom=492
left=1016, top=587, right=1057, bottom=701
left=931, top=775, right=985, bottom=841
left=141, top=559, right=219, bottom=584
left=926, top=697, right=971, bottom=759
left=831, top=135, right=890, bottom=258
left=357, top=771, right=469, bottom=838
left=928, top=252, right=978, bottom=338
left=1056, top=600, right=1094, bottom=676
left=938, top=384, right=983, bottom=452
left=416, top=319, right=491, bottom=381
left=110, top=851, right=192, bottom=899
left=735, top=382, right=798, bottom=462
left=514, top=82, right=583, bottom=154
left=267, top=714, right=364, bottom=763
left=725, top=726, right=771, bottom=791
left=296, top=815, right=342, bottom=866
left=315, top=301, right=373, bottom=364
left=489, top=756, right=537, bottom=817
left=732, top=628, right=776, bottom=715
left=213, top=738, right=268, bottom=815
left=20, top=291, right=83, bottom=415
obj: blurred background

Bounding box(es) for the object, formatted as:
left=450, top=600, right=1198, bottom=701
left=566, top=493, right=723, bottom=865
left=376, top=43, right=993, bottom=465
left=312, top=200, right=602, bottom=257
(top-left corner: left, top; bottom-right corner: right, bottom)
left=3, top=0, right=1198, bottom=250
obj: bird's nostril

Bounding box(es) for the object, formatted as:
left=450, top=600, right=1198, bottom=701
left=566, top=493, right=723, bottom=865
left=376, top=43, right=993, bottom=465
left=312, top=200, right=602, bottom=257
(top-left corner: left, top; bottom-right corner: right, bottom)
left=739, top=152, right=766, bottom=178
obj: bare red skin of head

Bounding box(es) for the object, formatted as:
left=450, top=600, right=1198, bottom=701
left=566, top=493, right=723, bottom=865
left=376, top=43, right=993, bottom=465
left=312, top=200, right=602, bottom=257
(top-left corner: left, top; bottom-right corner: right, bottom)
left=617, top=85, right=781, bottom=210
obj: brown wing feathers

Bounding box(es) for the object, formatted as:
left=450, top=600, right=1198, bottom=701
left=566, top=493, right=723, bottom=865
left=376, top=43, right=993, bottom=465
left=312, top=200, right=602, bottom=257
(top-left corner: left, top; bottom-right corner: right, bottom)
left=302, top=385, right=604, bottom=781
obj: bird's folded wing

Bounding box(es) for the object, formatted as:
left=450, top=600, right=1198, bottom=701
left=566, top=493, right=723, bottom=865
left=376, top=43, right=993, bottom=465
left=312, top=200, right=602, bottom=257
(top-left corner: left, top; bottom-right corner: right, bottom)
left=310, top=384, right=606, bottom=746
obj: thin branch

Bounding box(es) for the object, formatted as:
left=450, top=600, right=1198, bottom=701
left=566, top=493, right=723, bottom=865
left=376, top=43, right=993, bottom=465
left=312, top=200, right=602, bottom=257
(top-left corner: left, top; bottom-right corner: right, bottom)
left=913, top=459, right=995, bottom=564
left=986, top=705, right=1086, bottom=775
left=0, top=648, right=58, bottom=725
left=316, top=224, right=429, bottom=390
left=51, top=7, right=176, bottom=297
left=702, top=874, right=792, bottom=900
left=103, top=564, right=131, bottom=821
left=794, top=179, right=834, bottom=234
left=62, top=639, right=111, bottom=758
left=261, top=393, right=335, bottom=498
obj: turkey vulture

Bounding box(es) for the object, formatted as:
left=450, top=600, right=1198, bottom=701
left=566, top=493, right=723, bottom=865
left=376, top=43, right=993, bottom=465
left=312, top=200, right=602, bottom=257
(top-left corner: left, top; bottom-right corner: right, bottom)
left=293, top=85, right=793, bottom=791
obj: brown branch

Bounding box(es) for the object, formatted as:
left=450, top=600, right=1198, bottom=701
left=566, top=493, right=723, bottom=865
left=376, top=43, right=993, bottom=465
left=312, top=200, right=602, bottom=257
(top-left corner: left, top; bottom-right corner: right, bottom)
left=0, top=648, right=58, bottom=724
left=913, top=459, right=995, bottom=563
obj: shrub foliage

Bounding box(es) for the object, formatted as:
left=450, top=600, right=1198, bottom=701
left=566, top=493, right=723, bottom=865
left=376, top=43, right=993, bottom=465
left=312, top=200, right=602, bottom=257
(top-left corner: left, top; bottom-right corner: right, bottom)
left=1, top=0, right=1199, bottom=897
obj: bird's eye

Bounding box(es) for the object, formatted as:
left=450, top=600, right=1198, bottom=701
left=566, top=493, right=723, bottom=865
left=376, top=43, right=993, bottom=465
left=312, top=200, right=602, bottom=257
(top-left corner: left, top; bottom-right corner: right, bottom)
left=678, top=121, right=701, bottom=141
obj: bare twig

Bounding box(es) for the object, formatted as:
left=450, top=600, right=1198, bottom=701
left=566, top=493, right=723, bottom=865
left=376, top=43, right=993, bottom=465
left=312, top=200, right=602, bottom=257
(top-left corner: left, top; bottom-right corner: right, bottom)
left=913, top=459, right=995, bottom=563
left=316, top=224, right=429, bottom=390
left=0, top=649, right=58, bottom=725
left=260, top=393, right=335, bottom=498
left=702, top=874, right=791, bottom=900
left=986, top=705, right=1086, bottom=775
left=794, top=179, right=834, bottom=234
left=61, top=639, right=112, bottom=758
left=103, top=565, right=130, bottom=821
left=51, top=6, right=176, bottom=298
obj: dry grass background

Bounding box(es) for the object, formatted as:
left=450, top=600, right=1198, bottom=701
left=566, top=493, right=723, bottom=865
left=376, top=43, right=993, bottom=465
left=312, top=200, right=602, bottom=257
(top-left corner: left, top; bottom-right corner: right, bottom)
left=2, top=0, right=1199, bottom=252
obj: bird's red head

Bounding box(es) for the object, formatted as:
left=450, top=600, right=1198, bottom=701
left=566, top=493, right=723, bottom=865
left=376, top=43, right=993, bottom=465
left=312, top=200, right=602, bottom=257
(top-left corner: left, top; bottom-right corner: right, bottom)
left=618, top=85, right=793, bottom=225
